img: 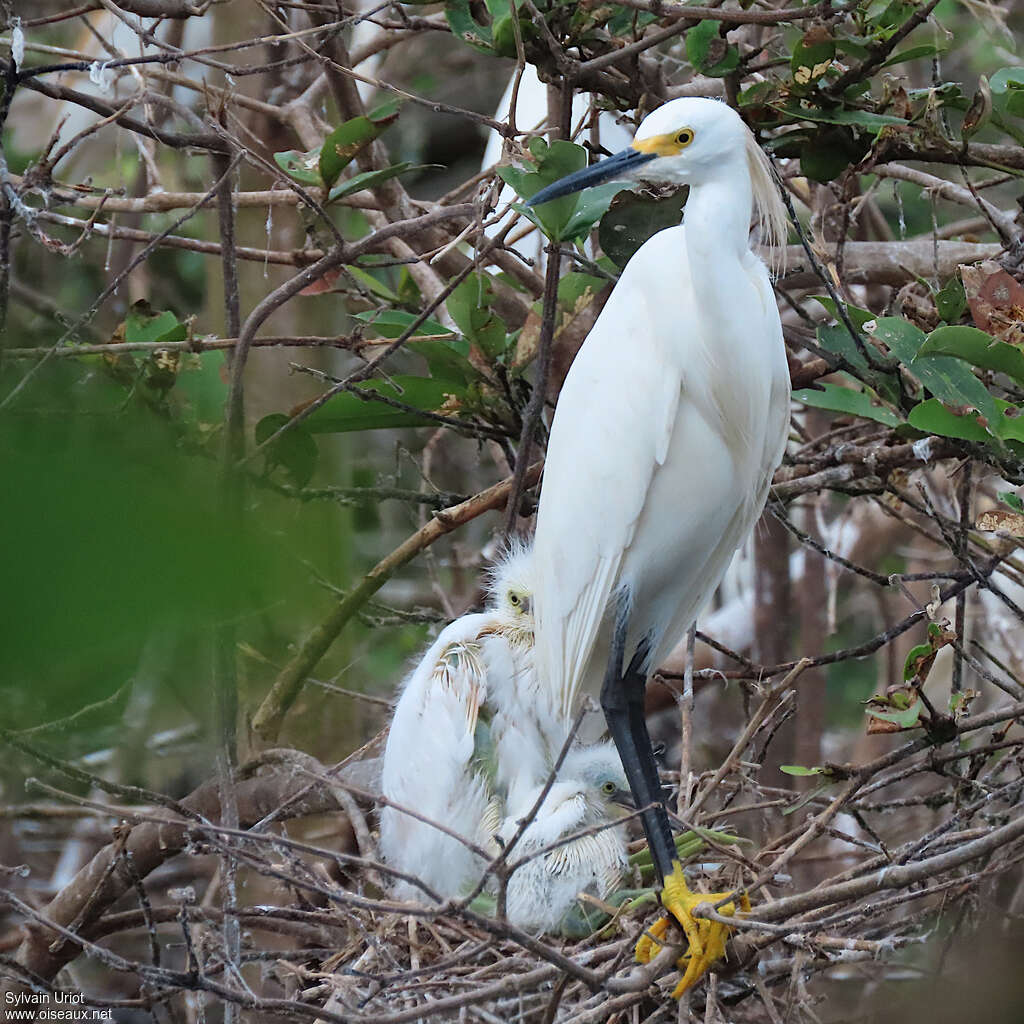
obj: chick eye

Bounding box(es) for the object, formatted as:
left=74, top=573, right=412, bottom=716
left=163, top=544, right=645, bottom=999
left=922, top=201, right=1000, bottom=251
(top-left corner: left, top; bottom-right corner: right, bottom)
left=675, top=128, right=695, bottom=148
left=601, top=780, right=617, bottom=795
left=508, top=592, right=520, bottom=606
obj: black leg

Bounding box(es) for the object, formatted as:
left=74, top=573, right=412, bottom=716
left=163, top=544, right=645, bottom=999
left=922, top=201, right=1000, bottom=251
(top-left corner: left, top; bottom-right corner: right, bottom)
left=600, top=602, right=677, bottom=885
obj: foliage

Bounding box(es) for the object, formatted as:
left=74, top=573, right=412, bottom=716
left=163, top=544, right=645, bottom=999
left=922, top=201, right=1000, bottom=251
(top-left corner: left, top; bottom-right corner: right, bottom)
left=3, top=0, right=1024, bottom=1018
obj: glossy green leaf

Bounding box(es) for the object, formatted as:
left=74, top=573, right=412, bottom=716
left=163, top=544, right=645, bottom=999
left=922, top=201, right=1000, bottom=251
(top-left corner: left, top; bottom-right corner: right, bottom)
left=780, top=764, right=827, bottom=776
left=880, top=42, right=947, bottom=68
left=327, top=162, right=417, bottom=202
left=800, top=126, right=869, bottom=183
left=304, top=376, right=459, bottom=433
left=560, top=182, right=628, bottom=242
left=775, top=102, right=908, bottom=132
left=907, top=398, right=989, bottom=441
left=920, top=325, right=1024, bottom=389
left=903, top=642, right=932, bottom=680
left=447, top=273, right=499, bottom=338
left=598, top=190, right=686, bottom=268
left=273, top=147, right=321, bottom=185
left=319, top=111, right=399, bottom=190
left=872, top=317, right=1000, bottom=427
left=867, top=698, right=924, bottom=729
left=934, top=276, right=967, bottom=323
left=557, top=271, right=608, bottom=311
left=791, top=34, right=835, bottom=85
left=686, top=20, right=739, bottom=77
left=354, top=310, right=455, bottom=340
left=407, top=339, right=479, bottom=388
left=905, top=397, right=1024, bottom=444
left=991, top=67, right=1024, bottom=118
left=813, top=296, right=877, bottom=331
left=794, top=381, right=901, bottom=426
left=445, top=0, right=492, bottom=52
left=124, top=306, right=187, bottom=345
left=500, top=139, right=623, bottom=242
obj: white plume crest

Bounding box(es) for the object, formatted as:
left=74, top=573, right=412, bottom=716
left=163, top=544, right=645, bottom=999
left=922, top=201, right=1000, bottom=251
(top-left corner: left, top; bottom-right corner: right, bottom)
left=744, top=128, right=789, bottom=274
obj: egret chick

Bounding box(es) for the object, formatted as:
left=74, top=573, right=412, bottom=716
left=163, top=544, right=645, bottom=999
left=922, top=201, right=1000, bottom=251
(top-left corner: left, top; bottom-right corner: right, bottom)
left=526, top=97, right=790, bottom=992
left=380, top=546, right=556, bottom=900
left=499, top=742, right=631, bottom=934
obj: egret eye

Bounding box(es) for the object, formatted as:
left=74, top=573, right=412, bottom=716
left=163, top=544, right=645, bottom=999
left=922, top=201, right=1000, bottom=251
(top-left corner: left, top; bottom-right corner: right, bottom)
left=601, top=780, right=617, bottom=795
left=676, top=128, right=695, bottom=148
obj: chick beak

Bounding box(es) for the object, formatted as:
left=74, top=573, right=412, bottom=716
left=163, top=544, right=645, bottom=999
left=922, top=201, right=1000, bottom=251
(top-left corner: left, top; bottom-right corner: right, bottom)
left=612, top=788, right=636, bottom=810
left=526, top=147, right=656, bottom=207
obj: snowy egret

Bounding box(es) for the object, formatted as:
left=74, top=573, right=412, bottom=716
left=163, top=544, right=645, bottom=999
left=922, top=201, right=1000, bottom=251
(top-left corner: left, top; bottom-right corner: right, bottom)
left=526, top=97, right=790, bottom=993
left=379, top=546, right=564, bottom=899
left=499, top=742, right=631, bottom=934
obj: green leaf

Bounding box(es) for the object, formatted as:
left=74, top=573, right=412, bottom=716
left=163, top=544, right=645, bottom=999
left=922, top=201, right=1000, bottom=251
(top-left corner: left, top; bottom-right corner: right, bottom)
left=872, top=317, right=1000, bottom=428
left=780, top=764, right=826, bottom=777
left=775, top=102, right=908, bottom=132
left=800, top=126, right=869, bottom=183
left=445, top=0, right=493, bottom=52
left=447, top=274, right=491, bottom=337
left=408, top=339, right=479, bottom=388
left=812, top=296, right=877, bottom=331
left=124, top=306, right=187, bottom=345
left=355, top=309, right=454, bottom=339
left=686, top=20, right=739, bottom=77
left=907, top=398, right=988, bottom=441
left=598, top=190, right=687, bottom=268
left=903, top=642, right=932, bottom=680
left=319, top=111, right=399, bottom=190
left=327, top=162, right=417, bottom=202
left=273, top=147, right=321, bottom=186
left=990, top=67, right=1024, bottom=118
left=933, top=276, right=967, bottom=323
left=903, top=397, right=1024, bottom=444
left=793, top=380, right=901, bottom=426
left=920, top=325, right=1024, bottom=390
left=867, top=698, right=924, bottom=729
left=304, top=376, right=458, bottom=433
left=791, top=35, right=835, bottom=86
left=499, top=139, right=625, bottom=242
left=255, top=413, right=319, bottom=486
left=880, top=43, right=947, bottom=68
left=999, top=490, right=1024, bottom=512
left=560, top=182, right=628, bottom=243
left=348, top=266, right=400, bottom=303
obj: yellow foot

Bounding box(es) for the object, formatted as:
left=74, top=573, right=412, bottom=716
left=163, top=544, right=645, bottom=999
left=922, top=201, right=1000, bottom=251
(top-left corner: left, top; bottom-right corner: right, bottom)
left=633, top=861, right=750, bottom=998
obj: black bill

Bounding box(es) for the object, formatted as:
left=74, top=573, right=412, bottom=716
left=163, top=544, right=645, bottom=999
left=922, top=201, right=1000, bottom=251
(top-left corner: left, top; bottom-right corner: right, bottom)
left=526, top=147, right=655, bottom=206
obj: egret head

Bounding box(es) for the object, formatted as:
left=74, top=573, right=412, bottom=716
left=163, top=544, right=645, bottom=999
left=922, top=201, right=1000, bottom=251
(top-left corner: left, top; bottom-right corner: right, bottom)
left=561, top=743, right=632, bottom=812
left=527, top=97, right=787, bottom=256
left=486, top=542, right=534, bottom=638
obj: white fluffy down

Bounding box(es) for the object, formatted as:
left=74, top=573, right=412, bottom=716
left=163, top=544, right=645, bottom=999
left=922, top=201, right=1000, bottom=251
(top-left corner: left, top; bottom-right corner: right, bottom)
left=500, top=744, right=629, bottom=933
left=379, top=551, right=629, bottom=928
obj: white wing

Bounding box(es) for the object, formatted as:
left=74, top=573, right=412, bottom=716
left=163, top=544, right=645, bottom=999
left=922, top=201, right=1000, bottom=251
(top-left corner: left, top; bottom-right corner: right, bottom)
left=380, top=613, right=495, bottom=899
left=533, top=224, right=790, bottom=717
left=532, top=228, right=689, bottom=717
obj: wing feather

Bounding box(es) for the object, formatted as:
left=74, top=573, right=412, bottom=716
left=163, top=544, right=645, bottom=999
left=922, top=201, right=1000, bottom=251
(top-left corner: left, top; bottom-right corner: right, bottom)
left=533, top=232, right=689, bottom=717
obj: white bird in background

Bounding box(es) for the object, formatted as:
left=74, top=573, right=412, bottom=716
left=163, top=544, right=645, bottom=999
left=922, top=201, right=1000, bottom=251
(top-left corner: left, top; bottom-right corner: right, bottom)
left=525, top=97, right=791, bottom=994
left=499, top=742, right=631, bottom=934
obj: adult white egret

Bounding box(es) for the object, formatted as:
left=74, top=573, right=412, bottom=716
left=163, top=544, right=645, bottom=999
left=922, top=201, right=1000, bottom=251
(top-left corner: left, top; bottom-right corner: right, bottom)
left=499, top=742, right=631, bottom=934
left=525, top=97, right=790, bottom=993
